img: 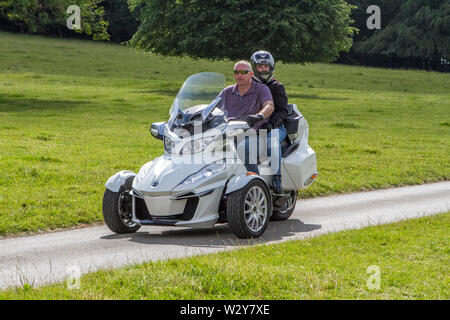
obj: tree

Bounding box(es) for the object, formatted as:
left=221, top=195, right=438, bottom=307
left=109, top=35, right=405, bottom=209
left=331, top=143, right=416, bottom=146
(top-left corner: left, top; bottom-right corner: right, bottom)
left=355, top=0, right=449, bottom=61
left=101, top=0, right=141, bottom=43
left=345, top=0, right=402, bottom=42
left=129, top=0, right=356, bottom=63
left=0, top=0, right=109, bottom=40
left=338, top=0, right=450, bottom=71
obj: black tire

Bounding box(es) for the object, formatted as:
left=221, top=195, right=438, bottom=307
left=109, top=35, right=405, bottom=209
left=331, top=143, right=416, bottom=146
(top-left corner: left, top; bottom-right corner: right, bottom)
left=226, top=179, right=272, bottom=239
left=270, top=190, right=297, bottom=221
left=102, top=176, right=141, bottom=234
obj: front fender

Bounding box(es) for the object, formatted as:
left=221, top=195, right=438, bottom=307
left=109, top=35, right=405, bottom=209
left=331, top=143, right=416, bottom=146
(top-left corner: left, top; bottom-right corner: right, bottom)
left=225, top=174, right=268, bottom=195
left=105, top=170, right=136, bottom=192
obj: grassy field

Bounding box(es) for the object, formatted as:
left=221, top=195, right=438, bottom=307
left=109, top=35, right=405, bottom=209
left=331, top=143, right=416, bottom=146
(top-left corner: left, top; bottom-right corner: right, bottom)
left=0, top=31, right=449, bottom=236
left=1, top=213, right=448, bottom=299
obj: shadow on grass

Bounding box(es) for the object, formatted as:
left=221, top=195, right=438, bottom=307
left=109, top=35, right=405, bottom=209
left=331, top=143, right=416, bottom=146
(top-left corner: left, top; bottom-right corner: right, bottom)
left=134, top=88, right=180, bottom=97
left=288, top=93, right=349, bottom=101
left=101, top=219, right=321, bottom=248
left=0, top=95, right=88, bottom=112
left=132, top=91, right=352, bottom=101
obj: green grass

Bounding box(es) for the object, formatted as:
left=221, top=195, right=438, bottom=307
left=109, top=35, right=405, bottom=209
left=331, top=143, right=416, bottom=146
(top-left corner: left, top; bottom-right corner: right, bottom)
left=2, top=213, right=448, bottom=299
left=0, top=31, right=449, bottom=236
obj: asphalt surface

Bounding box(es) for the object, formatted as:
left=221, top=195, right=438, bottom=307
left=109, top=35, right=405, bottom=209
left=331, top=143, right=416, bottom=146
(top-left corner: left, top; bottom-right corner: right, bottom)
left=0, top=181, right=449, bottom=290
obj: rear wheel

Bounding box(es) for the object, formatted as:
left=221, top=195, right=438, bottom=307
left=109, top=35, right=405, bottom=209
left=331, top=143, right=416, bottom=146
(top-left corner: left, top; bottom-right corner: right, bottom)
left=227, top=179, right=272, bottom=239
left=102, top=176, right=141, bottom=234
left=270, top=190, right=297, bottom=221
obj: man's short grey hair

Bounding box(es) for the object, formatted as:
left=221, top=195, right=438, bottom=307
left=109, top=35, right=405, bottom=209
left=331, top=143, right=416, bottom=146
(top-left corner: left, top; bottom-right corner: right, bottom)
left=234, top=60, right=252, bottom=71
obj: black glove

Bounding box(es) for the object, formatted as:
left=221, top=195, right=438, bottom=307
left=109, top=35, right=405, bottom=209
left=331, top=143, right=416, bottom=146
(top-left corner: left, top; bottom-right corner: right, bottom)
left=246, top=114, right=264, bottom=127
left=260, top=121, right=273, bottom=131
left=274, top=118, right=284, bottom=128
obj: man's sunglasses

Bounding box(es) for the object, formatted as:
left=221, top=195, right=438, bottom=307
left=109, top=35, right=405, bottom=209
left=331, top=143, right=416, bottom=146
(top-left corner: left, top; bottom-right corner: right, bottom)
left=233, top=70, right=251, bottom=75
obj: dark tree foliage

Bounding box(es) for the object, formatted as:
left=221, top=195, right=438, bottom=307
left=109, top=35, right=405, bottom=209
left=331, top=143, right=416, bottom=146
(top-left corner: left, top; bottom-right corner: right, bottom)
left=129, top=0, right=356, bottom=63
left=355, top=0, right=449, bottom=61
left=338, top=0, right=450, bottom=72
left=345, top=0, right=401, bottom=42
left=101, top=0, right=141, bottom=43
left=0, top=0, right=109, bottom=40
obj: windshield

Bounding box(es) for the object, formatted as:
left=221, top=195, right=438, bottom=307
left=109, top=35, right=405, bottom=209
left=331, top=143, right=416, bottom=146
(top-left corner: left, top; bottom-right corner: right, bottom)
left=171, top=72, right=225, bottom=114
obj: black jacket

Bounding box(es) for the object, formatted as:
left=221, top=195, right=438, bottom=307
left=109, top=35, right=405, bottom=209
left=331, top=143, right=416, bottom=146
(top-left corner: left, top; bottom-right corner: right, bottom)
left=257, top=77, right=290, bottom=130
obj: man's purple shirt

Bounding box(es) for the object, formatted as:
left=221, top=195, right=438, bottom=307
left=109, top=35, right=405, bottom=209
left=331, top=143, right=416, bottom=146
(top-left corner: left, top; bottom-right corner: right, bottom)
left=217, top=80, right=273, bottom=130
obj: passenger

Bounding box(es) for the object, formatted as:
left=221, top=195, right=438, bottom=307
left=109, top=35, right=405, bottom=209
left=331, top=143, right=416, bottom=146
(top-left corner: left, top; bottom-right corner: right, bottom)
left=250, top=51, right=290, bottom=193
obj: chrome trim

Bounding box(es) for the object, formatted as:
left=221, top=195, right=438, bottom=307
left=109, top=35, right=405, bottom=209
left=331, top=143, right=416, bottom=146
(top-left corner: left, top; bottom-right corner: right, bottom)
left=170, top=188, right=215, bottom=200
left=135, top=219, right=178, bottom=226
left=132, top=189, right=144, bottom=198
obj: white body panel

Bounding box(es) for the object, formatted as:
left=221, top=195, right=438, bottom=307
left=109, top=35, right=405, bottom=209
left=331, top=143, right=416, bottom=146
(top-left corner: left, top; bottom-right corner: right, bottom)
left=283, top=146, right=317, bottom=189
left=287, top=105, right=318, bottom=189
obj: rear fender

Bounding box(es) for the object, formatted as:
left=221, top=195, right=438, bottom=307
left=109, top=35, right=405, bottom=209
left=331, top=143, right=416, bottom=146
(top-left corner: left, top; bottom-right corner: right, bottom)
left=105, top=170, right=136, bottom=192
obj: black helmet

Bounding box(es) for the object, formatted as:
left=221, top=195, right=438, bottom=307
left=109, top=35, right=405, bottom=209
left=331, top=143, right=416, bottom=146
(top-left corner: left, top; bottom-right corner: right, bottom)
left=250, top=51, right=275, bottom=83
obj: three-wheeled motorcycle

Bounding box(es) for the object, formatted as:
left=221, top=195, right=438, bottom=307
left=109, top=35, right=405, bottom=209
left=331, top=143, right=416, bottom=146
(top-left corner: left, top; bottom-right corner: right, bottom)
left=103, top=72, right=317, bottom=238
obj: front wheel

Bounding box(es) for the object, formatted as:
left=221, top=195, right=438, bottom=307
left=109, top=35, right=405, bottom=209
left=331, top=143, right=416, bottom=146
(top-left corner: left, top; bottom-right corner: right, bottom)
left=226, top=179, right=272, bottom=239
left=102, top=176, right=141, bottom=234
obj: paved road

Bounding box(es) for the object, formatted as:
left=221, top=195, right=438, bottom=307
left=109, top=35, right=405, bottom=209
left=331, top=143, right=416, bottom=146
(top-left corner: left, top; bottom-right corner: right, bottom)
left=0, top=181, right=449, bottom=289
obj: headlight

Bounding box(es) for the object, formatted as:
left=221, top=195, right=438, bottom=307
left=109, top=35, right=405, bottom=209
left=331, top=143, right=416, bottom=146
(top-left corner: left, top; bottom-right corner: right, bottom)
left=181, top=136, right=215, bottom=154
left=164, top=136, right=175, bottom=153
left=182, top=162, right=226, bottom=185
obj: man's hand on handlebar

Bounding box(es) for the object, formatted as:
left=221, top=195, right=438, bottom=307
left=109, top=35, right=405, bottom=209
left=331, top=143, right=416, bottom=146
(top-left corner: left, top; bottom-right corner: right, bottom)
left=246, top=114, right=264, bottom=127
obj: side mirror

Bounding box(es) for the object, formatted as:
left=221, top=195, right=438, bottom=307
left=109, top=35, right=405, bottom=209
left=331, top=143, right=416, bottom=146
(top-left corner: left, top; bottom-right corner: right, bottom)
left=150, top=122, right=165, bottom=140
